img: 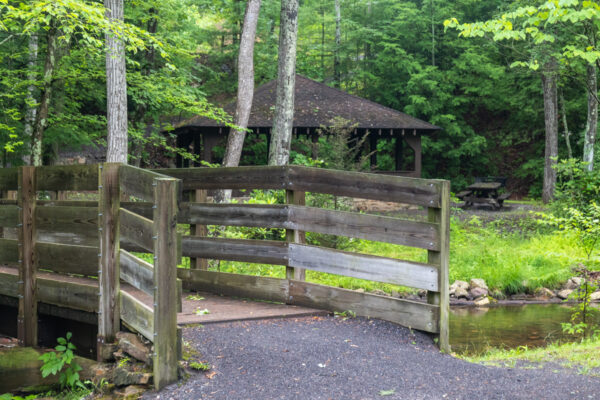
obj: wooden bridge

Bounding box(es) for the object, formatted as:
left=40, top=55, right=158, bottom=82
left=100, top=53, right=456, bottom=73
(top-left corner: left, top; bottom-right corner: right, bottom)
left=0, top=164, right=449, bottom=390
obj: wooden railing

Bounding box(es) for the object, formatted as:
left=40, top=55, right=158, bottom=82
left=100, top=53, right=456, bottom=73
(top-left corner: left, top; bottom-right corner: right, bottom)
left=0, top=164, right=181, bottom=390
left=156, top=165, right=450, bottom=351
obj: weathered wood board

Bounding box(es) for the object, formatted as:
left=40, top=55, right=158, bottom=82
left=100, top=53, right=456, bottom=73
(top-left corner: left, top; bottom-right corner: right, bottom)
left=120, top=288, right=154, bottom=342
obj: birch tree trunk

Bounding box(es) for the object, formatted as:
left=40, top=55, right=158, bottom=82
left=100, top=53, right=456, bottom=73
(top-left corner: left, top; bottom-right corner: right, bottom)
left=23, top=35, right=38, bottom=165
left=30, top=27, right=59, bottom=166
left=218, top=0, right=261, bottom=203
left=268, top=0, right=299, bottom=166
left=584, top=63, right=597, bottom=171
left=334, top=0, right=341, bottom=88
left=105, top=0, right=128, bottom=164
left=541, top=60, right=559, bottom=204
left=559, top=89, right=573, bottom=160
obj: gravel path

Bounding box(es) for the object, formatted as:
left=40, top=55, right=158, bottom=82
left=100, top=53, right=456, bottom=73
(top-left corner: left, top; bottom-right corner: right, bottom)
left=142, top=316, right=600, bottom=400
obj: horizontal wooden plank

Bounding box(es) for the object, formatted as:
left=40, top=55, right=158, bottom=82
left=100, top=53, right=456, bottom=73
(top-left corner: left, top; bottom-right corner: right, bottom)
left=37, top=271, right=99, bottom=313
left=289, top=280, right=439, bottom=333
left=182, top=203, right=289, bottom=227
left=156, top=166, right=287, bottom=191
left=0, top=238, right=18, bottom=264
left=0, top=265, right=18, bottom=297
left=37, top=200, right=98, bottom=207
left=121, top=201, right=153, bottom=219
left=287, top=166, right=442, bottom=208
left=182, top=237, right=288, bottom=265
left=178, top=268, right=289, bottom=303
left=120, top=208, right=154, bottom=252
left=36, top=164, right=98, bottom=191
left=36, top=206, right=98, bottom=246
left=288, top=244, right=438, bottom=291
left=288, top=206, right=439, bottom=250
left=120, top=165, right=180, bottom=202
left=120, top=288, right=154, bottom=342
left=0, top=168, right=18, bottom=191
left=0, top=205, right=18, bottom=227
left=36, top=242, right=99, bottom=276
left=120, top=250, right=154, bottom=297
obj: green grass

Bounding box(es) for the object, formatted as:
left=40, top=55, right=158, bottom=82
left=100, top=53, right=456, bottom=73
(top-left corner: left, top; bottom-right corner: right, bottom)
left=462, top=336, right=600, bottom=375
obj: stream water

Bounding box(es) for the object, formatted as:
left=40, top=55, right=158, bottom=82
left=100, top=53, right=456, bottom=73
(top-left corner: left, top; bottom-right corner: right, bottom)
left=449, top=303, right=600, bottom=355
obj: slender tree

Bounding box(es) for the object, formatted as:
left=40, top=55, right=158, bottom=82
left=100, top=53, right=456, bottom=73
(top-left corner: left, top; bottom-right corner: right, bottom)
left=269, top=0, right=299, bottom=166
left=23, top=35, right=38, bottom=165
left=541, top=59, right=559, bottom=203
left=333, top=0, right=341, bottom=88
left=584, top=63, right=597, bottom=171
left=105, top=0, right=128, bottom=163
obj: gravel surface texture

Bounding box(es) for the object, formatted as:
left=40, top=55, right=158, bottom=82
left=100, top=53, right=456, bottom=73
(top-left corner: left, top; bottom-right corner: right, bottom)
left=142, top=315, right=600, bottom=400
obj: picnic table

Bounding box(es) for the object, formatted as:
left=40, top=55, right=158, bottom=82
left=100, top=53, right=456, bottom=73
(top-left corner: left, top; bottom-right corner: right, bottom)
left=456, top=181, right=511, bottom=210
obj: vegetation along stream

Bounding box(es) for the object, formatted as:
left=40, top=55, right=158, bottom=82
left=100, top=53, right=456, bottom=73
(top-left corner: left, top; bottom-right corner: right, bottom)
left=449, top=303, right=600, bottom=355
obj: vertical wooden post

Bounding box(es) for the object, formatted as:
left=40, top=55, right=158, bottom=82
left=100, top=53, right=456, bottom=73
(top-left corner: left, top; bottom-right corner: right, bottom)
left=285, top=189, right=305, bottom=282
left=189, top=189, right=208, bottom=270
left=427, top=181, right=450, bottom=353
left=153, top=178, right=179, bottom=389
left=98, top=163, right=121, bottom=361
left=17, top=166, right=37, bottom=346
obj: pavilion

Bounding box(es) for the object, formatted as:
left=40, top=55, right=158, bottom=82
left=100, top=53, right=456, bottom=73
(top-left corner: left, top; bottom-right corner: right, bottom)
left=173, top=75, right=439, bottom=177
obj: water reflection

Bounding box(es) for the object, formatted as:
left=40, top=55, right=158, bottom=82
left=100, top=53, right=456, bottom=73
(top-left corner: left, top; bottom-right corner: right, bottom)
left=450, top=303, right=600, bottom=355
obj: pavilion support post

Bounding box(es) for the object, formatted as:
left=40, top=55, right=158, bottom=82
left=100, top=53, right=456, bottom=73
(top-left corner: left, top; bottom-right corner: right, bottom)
left=98, top=163, right=121, bottom=361
left=193, top=134, right=201, bottom=167
left=369, top=132, right=377, bottom=169
left=404, top=135, right=422, bottom=178
left=285, top=189, right=306, bottom=285
left=17, top=166, right=37, bottom=347
left=189, top=189, right=208, bottom=270
left=426, top=180, right=450, bottom=353
left=395, top=137, right=404, bottom=171
left=153, top=177, right=180, bottom=389
left=311, top=130, right=319, bottom=160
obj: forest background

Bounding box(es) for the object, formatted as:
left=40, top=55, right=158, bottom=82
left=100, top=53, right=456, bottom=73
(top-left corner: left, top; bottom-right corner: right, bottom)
left=1, top=0, right=599, bottom=196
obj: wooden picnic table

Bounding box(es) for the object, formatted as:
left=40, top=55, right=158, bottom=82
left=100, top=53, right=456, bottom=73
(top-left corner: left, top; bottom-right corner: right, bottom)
left=457, top=181, right=510, bottom=210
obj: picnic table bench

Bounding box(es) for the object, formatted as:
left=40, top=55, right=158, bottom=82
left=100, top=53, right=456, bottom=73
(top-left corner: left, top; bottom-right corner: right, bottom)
left=456, top=180, right=511, bottom=210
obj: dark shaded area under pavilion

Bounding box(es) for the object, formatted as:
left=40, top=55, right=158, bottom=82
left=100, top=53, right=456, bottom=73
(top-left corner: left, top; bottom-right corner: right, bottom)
left=173, top=75, right=439, bottom=177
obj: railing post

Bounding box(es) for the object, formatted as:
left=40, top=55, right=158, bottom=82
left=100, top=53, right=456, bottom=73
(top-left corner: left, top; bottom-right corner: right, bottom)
left=17, top=166, right=37, bottom=346
left=98, top=163, right=121, bottom=361
left=427, top=180, right=450, bottom=352
left=153, top=177, right=179, bottom=389
left=285, top=189, right=305, bottom=282
left=189, top=189, right=208, bottom=270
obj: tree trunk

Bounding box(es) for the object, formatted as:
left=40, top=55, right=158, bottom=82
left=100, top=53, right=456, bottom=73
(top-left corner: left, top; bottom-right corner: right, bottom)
left=559, top=89, right=573, bottom=160
left=268, top=0, right=299, bottom=166
left=334, top=0, right=341, bottom=88
left=584, top=63, right=597, bottom=171
left=217, top=0, right=261, bottom=203
left=23, top=35, right=38, bottom=165
left=105, top=0, right=128, bottom=164
left=541, top=60, right=559, bottom=204
left=30, top=27, right=59, bottom=166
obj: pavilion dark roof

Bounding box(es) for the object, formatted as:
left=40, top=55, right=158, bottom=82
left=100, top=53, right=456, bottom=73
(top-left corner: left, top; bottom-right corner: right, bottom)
left=178, top=75, right=439, bottom=132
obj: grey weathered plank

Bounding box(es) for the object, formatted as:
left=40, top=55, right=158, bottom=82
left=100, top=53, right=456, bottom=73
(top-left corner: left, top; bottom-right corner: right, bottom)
left=0, top=265, right=18, bottom=297
left=36, top=164, right=98, bottom=191
left=178, top=203, right=438, bottom=250
left=289, top=280, right=439, bottom=333
left=178, top=268, right=289, bottom=303
left=36, top=242, right=99, bottom=276
left=120, top=208, right=154, bottom=252
left=0, top=238, right=18, bottom=264
left=153, top=178, right=179, bottom=389
left=427, top=180, right=450, bottom=351
left=188, top=190, right=208, bottom=270
left=156, top=166, right=287, bottom=191
left=182, top=236, right=289, bottom=265
left=120, top=165, right=179, bottom=202
left=288, top=206, right=439, bottom=250
left=36, top=271, right=98, bottom=313
left=18, top=166, right=37, bottom=346
left=0, top=168, right=18, bottom=191
left=288, top=244, right=438, bottom=291
left=120, top=288, right=154, bottom=342
left=121, top=201, right=153, bottom=219
left=120, top=249, right=154, bottom=297
left=98, top=163, right=121, bottom=359
left=0, top=205, right=18, bottom=227
left=36, top=206, right=98, bottom=246
left=286, top=190, right=306, bottom=281
left=287, top=166, right=442, bottom=207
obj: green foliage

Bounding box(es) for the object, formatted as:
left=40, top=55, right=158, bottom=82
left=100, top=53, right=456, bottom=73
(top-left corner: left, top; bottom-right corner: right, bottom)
left=553, top=158, right=600, bottom=213
left=189, top=361, right=211, bottom=371
left=38, top=332, right=85, bottom=391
